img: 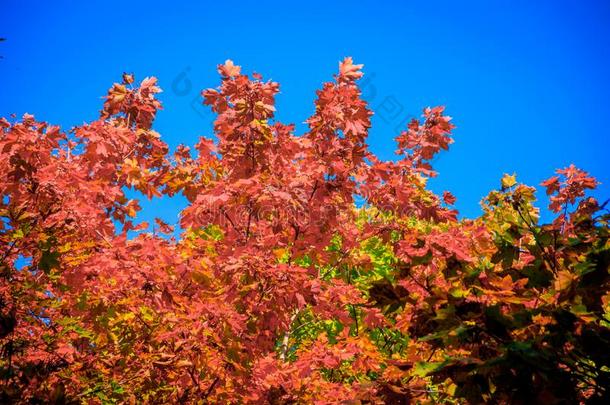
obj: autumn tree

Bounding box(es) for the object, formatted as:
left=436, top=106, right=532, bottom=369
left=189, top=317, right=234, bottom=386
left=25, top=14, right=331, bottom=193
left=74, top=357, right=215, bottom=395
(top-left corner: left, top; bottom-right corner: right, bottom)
left=0, top=59, right=608, bottom=404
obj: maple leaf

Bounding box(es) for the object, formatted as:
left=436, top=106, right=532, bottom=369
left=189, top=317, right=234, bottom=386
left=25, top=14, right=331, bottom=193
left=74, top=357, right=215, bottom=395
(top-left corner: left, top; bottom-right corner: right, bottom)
left=122, top=72, right=134, bottom=85
left=338, top=57, right=364, bottom=82
left=541, top=175, right=560, bottom=195
left=218, top=59, right=241, bottom=77
left=443, top=191, right=457, bottom=205
left=501, top=173, right=517, bottom=189
left=154, top=218, right=174, bottom=234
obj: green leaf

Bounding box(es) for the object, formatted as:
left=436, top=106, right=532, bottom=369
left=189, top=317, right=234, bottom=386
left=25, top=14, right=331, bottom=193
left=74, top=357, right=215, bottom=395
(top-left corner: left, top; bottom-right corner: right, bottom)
left=140, top=306, right=155, bottom=322
left=39, top=249, right=60, bottom=273
left=412, top=360, right=447, bottom=377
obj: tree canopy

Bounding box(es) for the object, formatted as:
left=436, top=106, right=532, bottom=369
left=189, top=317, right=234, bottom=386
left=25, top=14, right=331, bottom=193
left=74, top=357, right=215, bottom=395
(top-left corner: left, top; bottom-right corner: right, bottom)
left=1, top=59, right=608, bottom=404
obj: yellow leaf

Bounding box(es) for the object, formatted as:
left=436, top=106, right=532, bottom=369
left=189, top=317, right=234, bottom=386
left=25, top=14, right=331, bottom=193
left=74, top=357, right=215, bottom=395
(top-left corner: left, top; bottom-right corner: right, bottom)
left=176, top=359, right=194, bottom=368
left=554, top=270, right=575, bottom=291
left=122, top=312, right=135, bottom=322
left=273, top=248, right=288, bottom=261
left=192, top=270, right=211, bottom=285
left=501, top=173, right=517, bottom=189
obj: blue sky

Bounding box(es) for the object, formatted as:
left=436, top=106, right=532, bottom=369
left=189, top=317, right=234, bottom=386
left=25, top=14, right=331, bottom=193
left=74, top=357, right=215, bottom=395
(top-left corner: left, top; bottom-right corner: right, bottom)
left=1, top=0, right=609, bottom=228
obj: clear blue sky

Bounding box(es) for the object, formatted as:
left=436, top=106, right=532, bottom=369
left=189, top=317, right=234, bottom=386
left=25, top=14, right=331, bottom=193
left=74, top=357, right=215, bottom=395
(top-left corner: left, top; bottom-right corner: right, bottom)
left=1, top=0, right=609, bottom=227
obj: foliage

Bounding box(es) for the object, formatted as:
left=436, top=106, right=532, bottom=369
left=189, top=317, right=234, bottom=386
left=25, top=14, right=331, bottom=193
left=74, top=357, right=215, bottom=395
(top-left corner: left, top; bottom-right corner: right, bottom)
left=0, top=59, right=608, bottom=404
